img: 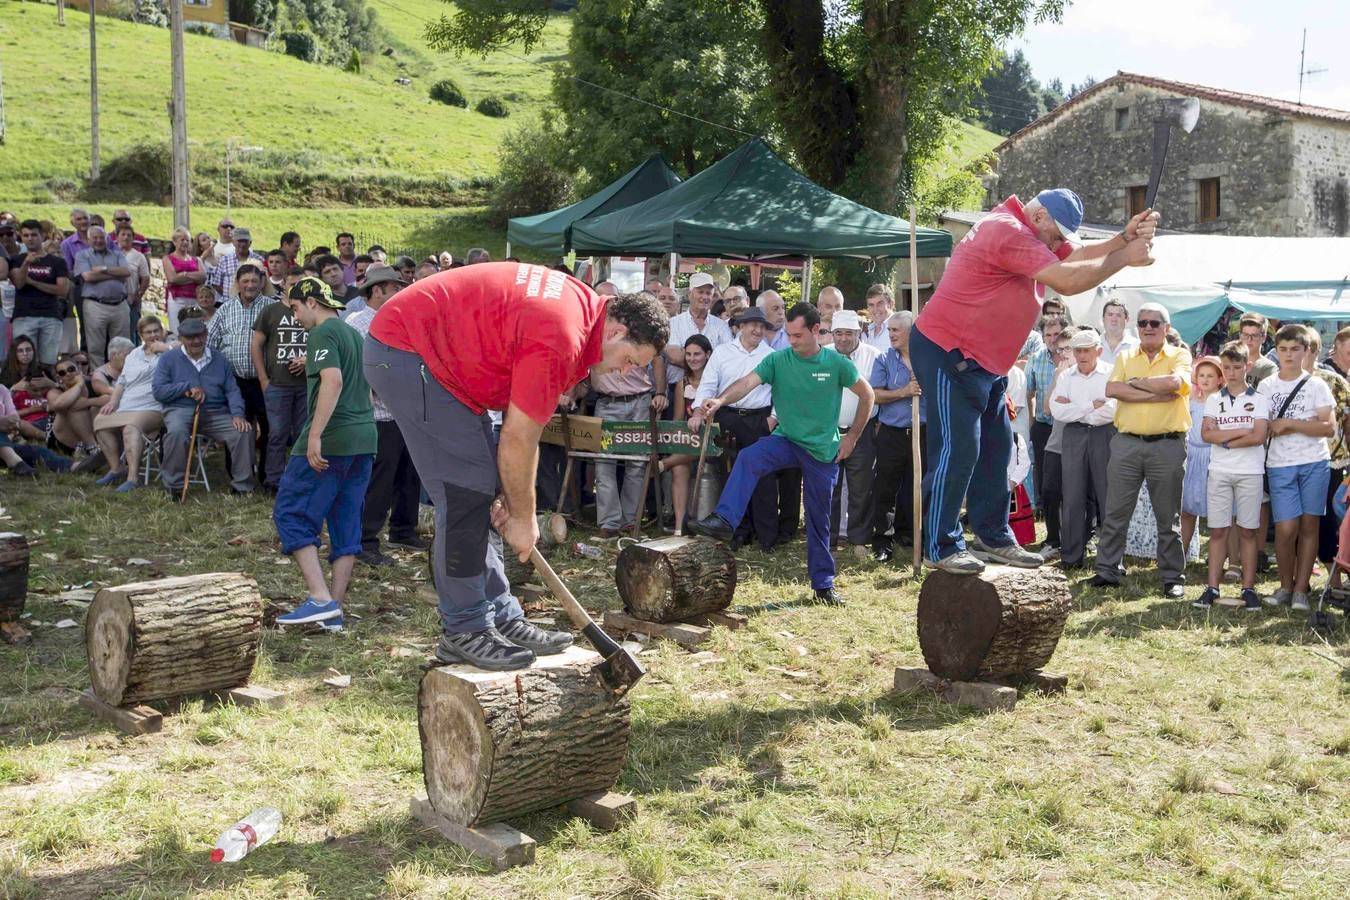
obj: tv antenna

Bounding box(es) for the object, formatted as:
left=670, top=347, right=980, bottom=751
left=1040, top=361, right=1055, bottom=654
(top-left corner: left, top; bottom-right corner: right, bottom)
left=1298, top=28, right=1328, bottom=105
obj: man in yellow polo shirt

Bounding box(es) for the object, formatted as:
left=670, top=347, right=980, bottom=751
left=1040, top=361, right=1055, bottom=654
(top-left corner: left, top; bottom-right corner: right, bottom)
left=1088, top=302, right=1192, bottom=596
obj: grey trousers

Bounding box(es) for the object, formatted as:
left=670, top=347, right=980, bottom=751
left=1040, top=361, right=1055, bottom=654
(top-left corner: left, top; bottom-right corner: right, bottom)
left=1094, top=432, right=1187, bottom=583
left=1060, top=423, right=1114, bottom=566
left=830, top=421, right=877, bottom=544
left=82, top=299, right=130, bottom=367
left=594, top=393, right=652, bottom=529
left=160, top=406, right=256, bottom=493
left=363, top=336, right=522, bottom=635
left=263, top=384, right=307, bottom=488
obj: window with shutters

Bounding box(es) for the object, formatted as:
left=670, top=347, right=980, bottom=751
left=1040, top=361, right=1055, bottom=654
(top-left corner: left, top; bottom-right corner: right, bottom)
left=1198, top=178, right=1221, bottom=222
left=1128, top=185, right=1148, bottom=218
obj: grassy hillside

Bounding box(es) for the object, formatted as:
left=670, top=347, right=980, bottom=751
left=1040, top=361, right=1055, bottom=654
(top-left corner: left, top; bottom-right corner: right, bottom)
left=0, top=0, right=569, bottom=202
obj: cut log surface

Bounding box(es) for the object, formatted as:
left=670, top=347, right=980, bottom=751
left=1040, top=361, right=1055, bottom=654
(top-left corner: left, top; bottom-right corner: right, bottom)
left=918, top=565, right=1072, bottom=681
left=85, top=573, right=263, bottom=706
left=419, top=645, right=632, bottom=826
left=615, top=536, right=736, bottom=623
left=0, top=533, right=30, bottom=623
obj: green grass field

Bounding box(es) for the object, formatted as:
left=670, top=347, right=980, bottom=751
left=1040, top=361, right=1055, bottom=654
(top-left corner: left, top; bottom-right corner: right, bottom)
left=0, top=0, right=570, bottom=201
left=1, top=472, right=1348, bottom=897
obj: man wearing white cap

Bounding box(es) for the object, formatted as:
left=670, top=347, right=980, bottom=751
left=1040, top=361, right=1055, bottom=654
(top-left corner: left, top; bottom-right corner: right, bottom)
left=910, top=187, right=1159, bottom=575
left=827, top=309, right=880, bottom=553
left=665, top=272, right=731, bottom=369
left=1050, top=327, right=1116, bottom=570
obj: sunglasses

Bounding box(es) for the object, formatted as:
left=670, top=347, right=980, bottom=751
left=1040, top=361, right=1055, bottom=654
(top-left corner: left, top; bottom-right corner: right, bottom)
left=113, top=216, right=130, bottom=222
left=56, top=366, right=76, bottom=376
left=1137, top=319, right=1164, bottom=329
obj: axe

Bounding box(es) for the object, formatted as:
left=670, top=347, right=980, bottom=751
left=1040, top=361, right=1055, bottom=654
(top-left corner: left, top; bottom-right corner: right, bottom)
left=1144, top=97, right=1200, bottom=210
left=529, top=547, right=645, bottom=696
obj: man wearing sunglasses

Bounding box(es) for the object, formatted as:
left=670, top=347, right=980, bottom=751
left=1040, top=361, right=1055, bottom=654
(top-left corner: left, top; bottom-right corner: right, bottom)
left=1088, top=302, right=1192, bottom=597
left=911, top=188, right=1158, bottom=575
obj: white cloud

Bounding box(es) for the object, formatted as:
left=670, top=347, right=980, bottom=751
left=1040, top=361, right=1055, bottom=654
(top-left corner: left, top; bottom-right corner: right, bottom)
left=1028, top=0, right=1250, bottom=51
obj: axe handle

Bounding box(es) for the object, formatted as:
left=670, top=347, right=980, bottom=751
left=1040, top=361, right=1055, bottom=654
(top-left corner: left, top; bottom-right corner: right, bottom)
left=529, top=546, right=622, bottom=657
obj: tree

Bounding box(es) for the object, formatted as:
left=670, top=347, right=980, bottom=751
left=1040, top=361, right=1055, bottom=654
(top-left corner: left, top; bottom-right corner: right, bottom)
left=427, top=0, right=1062, bottom=220
left=1066, top=75, right=1097, bottom=100
left=973, top=49, right=1045, bottom=135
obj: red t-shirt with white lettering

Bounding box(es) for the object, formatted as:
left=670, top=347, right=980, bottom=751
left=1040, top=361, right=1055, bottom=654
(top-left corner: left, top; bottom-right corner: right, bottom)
left=369, top=262, right=608, bottom=424
left=915, top=195, right=1071, bottom=374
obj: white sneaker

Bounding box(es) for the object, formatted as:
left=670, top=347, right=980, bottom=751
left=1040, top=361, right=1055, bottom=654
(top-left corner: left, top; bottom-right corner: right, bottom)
left=1039, top=544, right=1061, bottom=561
left=1265, top=589, right=1292, bottom=607
left=969, top=539, right=1043, bottom=569
left=1291, top=592, right=1311, bottom=612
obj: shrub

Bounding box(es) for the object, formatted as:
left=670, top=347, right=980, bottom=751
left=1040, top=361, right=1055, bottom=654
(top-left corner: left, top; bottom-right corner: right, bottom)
left=345, top=48, right=361, bottom=73
left=429, top=79, right=468, bottom=108
left=475, top=96, right=509, bottom=118
left=280, top=31, right=319, bottom=63
left=486, top=118, right=575, bottom=227
left=85, top=142, right=172, bottom=203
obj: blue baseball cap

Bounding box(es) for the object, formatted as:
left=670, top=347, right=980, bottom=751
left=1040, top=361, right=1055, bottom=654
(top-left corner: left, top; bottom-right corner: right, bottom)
left=1035, top=188, right=1084, bottom=244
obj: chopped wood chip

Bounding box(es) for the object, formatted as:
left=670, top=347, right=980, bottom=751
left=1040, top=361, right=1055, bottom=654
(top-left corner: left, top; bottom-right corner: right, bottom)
left=323, top=674, right=352, bottom=688
left=58, top=590, right=95, bottom=602
left=793, top=645, right=809, bottom=657
left=227, top=535, right=249, bottom=545
left=126, top=558, right=152, bottom=566
left=766, top=665, right=809, bottom=679
left=1212, top=780, right=1239, bottom=795
left=54, top=619, right=79, bottom=629
left=42, top=553, right=58, bottom=561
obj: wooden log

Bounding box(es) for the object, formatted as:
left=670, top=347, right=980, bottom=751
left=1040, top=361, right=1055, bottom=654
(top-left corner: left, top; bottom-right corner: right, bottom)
left=917, top=564, right=1072, bottom=681
left=0, top=533, right=30, bottom=624
left=615, top=536, right=736, bottom=623
left=85, top=573, right=263, bottom=707
left=419, top=645, right=631, bottom=826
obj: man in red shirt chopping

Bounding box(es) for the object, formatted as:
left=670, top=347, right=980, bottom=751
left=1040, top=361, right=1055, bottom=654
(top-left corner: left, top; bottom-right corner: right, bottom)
left=911, top=189, right=1158, bottom=575
left=367, top=262, right=669, bottom=669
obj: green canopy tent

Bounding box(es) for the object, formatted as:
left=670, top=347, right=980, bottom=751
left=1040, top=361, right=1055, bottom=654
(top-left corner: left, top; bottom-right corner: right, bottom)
left=506, top=153, right=682, bottom=256
left=569, top=137, right=953, bottom=262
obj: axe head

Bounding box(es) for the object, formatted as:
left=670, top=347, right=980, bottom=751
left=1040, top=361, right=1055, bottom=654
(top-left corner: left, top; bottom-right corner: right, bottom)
left=1158, top=97, right=1200, bottom=134
left=582, top=622, right=646, bottom=696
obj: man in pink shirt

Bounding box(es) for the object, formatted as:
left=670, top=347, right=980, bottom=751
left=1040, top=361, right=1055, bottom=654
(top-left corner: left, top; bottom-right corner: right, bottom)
left=911, top=188, right=1158, bottom=574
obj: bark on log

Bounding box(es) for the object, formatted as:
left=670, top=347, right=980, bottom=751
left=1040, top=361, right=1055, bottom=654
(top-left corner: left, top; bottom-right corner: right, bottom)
left=918, top=565, right=1072, bottom=681
left=0, top=533, right=29, bottom=623
left=85, top=573, right=263, bottom=706
left=419, top=646, right=632, bottom=826
left=615, top=536, right=736, bottom=623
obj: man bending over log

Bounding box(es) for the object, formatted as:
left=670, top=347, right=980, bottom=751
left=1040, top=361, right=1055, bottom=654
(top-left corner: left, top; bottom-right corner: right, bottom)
left=365, top=262, right=670, bottom=670
left=687, top=302, right=874, bottom=606
left=910, top=188, right=1159, bottom=575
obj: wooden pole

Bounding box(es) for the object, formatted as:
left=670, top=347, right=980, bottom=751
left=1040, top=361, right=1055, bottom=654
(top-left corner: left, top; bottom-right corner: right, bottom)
left=802, top=257, right=814, bottom=306
left=908, top=205, right=922, bottom=578
left=88, top=0, right=100, bottom=180
left=169, top=0, right=190, bottom=230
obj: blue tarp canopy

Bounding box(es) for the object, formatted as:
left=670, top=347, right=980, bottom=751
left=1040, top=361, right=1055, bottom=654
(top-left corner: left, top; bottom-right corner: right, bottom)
left=506, top=154, right=681, bottom=255
left=1063, top=235, right=1350, bottom=344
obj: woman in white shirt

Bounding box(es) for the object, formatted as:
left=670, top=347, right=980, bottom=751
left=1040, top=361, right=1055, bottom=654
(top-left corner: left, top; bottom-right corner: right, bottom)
left=91, top=317, right=170, bottom=491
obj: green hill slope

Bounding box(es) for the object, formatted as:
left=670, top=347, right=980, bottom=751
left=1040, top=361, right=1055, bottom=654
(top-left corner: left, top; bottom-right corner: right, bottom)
left=0, top=1, right=568, bottom=202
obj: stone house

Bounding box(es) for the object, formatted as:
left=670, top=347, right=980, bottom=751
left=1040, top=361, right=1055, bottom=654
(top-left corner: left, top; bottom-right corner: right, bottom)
left=989, top=72, right=1350, bottom=237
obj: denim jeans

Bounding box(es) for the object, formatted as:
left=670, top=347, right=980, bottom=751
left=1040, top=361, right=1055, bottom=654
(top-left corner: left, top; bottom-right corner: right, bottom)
left=262, top=383, right=307, bottom=488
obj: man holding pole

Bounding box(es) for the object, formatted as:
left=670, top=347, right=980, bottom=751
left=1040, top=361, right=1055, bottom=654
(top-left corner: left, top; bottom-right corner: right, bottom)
left=688, top=303, right=874, bottom=606
left=365, top=262, right=670, bottom=670
left=909, top=189, right=1159, bottom=574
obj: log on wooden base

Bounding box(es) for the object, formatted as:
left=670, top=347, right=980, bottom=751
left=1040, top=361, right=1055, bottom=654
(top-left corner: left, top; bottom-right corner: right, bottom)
left=615, top=536, right=736, bottom=623
left=419, top=645, right=632, bottom=826
left=85, top=573, right=263, bottom=706
left=0, top=533, right=30, bottom=627
left=918, top=564, right=1071, bottom=681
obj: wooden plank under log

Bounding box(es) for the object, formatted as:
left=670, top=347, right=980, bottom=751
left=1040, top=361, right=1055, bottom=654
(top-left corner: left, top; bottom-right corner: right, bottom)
left=917, top=564, right=1072, bottom=681
left=418, top=645, right=632, bottom=826
left=85, top=573, right=263, bottom=706
left=615, top=536, right=736, bottom=623
left=602, top=609, right=710, bottom=648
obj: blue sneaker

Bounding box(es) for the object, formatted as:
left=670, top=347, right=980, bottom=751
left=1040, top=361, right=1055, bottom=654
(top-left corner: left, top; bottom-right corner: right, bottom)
left=276, top=598, right=342, bottom=626
left=318, top=613, right=345, bottom=633
left=96, top=470, right=126, bottom=487
left=114, top=480, right=141, bottom=493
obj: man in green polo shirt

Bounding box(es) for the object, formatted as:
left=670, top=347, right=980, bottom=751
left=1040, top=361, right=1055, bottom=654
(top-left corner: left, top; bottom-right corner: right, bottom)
left=688, top=302, right=874, bottom=604
left=273, top=277, right=377, bottom=632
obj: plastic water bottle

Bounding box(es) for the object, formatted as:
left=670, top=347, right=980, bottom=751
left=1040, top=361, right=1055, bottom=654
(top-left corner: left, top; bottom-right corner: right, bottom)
left=210, top=807, right=282, bottom=863
left=572, top=542, right=603, bottom=559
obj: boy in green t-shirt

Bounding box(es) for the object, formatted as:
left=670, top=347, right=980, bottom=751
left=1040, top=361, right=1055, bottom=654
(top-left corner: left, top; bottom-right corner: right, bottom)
left=688, top=302, right=874, bottom=605
left=274, top=277, right=377, bottom=632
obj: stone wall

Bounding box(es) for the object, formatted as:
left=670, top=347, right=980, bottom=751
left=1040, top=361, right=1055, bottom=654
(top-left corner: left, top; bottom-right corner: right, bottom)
left=1292, top=120, right=1350, bottom=236
left=991, top=82, right=1302, bottom=236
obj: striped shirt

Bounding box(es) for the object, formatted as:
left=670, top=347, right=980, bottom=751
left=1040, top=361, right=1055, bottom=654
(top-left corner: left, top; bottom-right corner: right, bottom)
left=208, top=248, right=266, bottom=298
left=208, top=294, right=276, bottom=379
left=1025, top=346, right=1057, bottom=424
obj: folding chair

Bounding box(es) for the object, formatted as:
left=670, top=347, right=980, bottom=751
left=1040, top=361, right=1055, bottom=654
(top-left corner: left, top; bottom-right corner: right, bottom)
left=142, top=432, right=210, bottom=492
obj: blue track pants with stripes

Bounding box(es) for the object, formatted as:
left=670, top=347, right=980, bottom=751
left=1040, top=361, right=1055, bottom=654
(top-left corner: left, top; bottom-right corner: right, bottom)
left=909, top=324, right=1017, bottom=562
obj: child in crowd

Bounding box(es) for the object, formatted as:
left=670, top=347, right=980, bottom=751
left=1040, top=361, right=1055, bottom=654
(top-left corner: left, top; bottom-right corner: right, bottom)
left=1181, top=357, right=1222, bottom=555
left=1259, top=324, right=1335, bottom=611
left=1196, top=343, right=1269, bottom=609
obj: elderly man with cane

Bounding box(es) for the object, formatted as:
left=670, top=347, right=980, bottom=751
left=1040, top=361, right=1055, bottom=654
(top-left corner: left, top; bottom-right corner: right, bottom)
left=909, top=188, right=1159, bottom=574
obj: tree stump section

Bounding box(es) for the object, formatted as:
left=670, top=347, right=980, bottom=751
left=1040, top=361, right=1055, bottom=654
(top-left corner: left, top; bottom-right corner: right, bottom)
left=419, top=645, right=632, bottom=826
left=615, top=536, right=736, bottom=623
left=918, top=565, right=1072, bottom=681
left=85, top=573, right=263, bottom=707
left=0, top=533, right=31, bottom=645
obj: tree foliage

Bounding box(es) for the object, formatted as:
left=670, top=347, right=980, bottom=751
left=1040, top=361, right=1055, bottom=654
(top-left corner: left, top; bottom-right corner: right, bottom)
left=972, top=49, right=1046, bottom=135
left=487, top=117, right=576, bottom=228
left=272, top=0, right=381, bottom=66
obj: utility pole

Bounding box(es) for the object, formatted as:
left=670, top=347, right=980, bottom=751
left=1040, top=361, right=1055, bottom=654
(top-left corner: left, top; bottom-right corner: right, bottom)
left=0, top=59, right=6, bottom=146
left=89, top=0, right=100, bottom=180
left=1298, top=28, right=1328, bottom=105
left=169, top=0, right=190, bottom=229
